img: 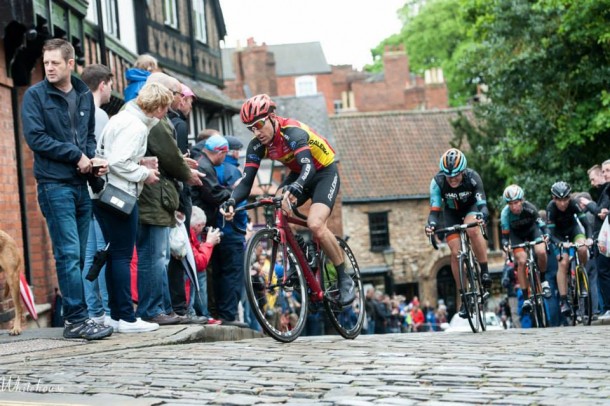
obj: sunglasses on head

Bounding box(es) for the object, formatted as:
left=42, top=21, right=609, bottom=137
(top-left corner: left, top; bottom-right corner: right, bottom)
left=247, top=116, right=268, bottom=132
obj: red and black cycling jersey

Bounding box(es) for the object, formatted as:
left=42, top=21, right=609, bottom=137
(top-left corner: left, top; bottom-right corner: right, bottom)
left=231, top=116, right=335, bottom=204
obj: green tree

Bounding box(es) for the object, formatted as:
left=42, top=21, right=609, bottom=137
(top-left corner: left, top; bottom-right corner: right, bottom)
left=458, top=0, right=610, bottom=208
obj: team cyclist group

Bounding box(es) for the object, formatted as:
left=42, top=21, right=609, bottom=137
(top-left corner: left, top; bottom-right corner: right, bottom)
left=425, top=148, right=596, bottom=320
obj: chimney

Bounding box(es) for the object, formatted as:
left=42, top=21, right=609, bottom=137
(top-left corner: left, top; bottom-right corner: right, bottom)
left=383, top=44, right=410, bottom=89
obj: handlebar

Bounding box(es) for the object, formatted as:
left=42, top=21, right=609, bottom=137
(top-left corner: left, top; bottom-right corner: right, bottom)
left=428, top=221, right=487, bottom=250
left=506, top=239, right=546, bottom=262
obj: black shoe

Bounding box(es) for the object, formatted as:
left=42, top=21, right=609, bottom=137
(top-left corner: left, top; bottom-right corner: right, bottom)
left=481, top=272, right=492, bottom=289
left=458, top=303, right=468, bottom=319
left=176, top=314, right=208, bottom=325
left=560, top=301, right=572, bottom=317
left=338, top=276, right=356, bottom=306
left=220, top=319, right=249, bottom=328
left=63, top=319, right=113, bottom=340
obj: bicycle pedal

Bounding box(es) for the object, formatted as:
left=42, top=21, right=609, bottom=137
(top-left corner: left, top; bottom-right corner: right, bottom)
left=482, top=291, right=490, bottom=302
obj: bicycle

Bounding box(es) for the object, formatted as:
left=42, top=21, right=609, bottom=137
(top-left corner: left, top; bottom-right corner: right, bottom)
left=558, top=241, right=592, bottom=326
left=429, top=221, right=489, bottom=333
left=508, top=240, right=548, bottom=328
left=236, top=196, right=365, bottom=342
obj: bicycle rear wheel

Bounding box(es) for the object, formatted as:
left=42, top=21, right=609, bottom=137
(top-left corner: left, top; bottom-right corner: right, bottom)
left=575, top=265, right=592, bottom=326
left=459, top=255, right=480, bottom=333
left=321, top=237, right=364, bottom=339
left=244, top=229, right=308, bottom=342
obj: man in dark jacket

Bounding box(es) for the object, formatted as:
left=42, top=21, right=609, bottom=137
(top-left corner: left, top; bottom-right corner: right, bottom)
left=21, top=39, right=113, bottom=340
left=136, top=73, right=204, bottom=325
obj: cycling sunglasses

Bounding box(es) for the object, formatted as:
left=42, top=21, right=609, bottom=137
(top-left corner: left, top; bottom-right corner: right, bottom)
left=247, top=116, right=268, bottom=132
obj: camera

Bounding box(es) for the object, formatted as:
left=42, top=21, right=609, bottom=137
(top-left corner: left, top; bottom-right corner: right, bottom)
left=205, top=227, right=224, bottom=238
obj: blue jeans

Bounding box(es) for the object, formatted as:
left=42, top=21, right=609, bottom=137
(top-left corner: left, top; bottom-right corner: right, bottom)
left=37, top=182, right=90, bottom=324
left=93, top=202, right=139, bottom=322
left=82, top=215, right=110, bottom=318
left=211, top=241, right=245, bottom=321
left=189, top=271, right=209, bottom=317
left=136, top=224, right=169, bottom=319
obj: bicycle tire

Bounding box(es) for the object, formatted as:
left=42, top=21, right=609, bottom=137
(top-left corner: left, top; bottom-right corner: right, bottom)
left=529, top=262, right=547, bottom=328
left=459, top=254, right=480, bottom=333
left=575, top=265, right=592, bottom=326
left=243, top=228, right=308, bottom=342
left=321, top=237, right=365, bottom=339
left=472, top=259, right=486, bottom=332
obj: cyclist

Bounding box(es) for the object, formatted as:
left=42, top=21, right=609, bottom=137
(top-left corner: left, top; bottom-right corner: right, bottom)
left=425, top=148, right=491, bottom=318
left=500, top=184, right=551, bottom=314
left=220, top=94, right=355, bottom=306
left=546, top=181, right=593, bottom=317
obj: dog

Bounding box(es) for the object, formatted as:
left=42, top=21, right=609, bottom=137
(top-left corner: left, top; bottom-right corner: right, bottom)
left=0, top=230, right=24, bottom=335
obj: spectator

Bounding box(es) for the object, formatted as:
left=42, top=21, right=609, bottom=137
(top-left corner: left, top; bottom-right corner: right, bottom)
left=136, top=72, right=204, bottom=325
left=80, top=63, right=113, bottom=326
left=166, top=84, right=197, bottom=321
left=124, top=54, right=158, bottom=102
left=212, top=135, right=249, bottom=326
left=93, top=83, right=170, bottom=333
left=500, top=257, right=520, bottom=328
left=410, top=299, right=425, bottom=332
left=581, top=163, right=610, bottom=318
left=364, top=287, right=377, bottom=334
left=575, top=191, right=601, bottom=316
left=21, top=39, right=112, bottom=340
left=190, top=128, right=221, bottom=160
left=187, top=206, right=222, bottom=324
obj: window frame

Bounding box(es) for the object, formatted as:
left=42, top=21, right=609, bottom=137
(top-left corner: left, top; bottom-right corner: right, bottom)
left=164, top=0, right=179, bottom=29
left=295, top=75, right=317, bottom=97
left=193, top=0, right=207, bottom=43
left=368, top=211, right=390, bottom=252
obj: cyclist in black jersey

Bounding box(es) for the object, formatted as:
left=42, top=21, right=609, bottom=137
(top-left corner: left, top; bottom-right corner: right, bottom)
left=220, top=94, right=355, bottom=306
left=500, top=184, right=551, bottom=314
left=425, top=149, right=491, bottom=319
left=546, top=181, right=593, bottom=316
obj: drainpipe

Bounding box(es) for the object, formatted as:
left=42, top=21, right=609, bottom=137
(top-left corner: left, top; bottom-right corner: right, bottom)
left=11, top=87, right=32, bottom=282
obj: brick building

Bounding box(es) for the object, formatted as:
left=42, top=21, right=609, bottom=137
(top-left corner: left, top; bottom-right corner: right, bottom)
left=222, top=41, right=448, bottom=115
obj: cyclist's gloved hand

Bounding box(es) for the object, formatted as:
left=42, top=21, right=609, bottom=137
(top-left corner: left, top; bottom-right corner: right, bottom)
left=285, top=182, right=304, bottom=200
left=425, top=222, right=436, bottom=235
left=220, top=198, right=236, bottom=219
left=501, top=240, right=509, bottom=252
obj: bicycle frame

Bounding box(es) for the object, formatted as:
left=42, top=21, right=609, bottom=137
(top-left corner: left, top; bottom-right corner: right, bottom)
left=510, top=239, right=547, bottom=327
left=243, top=197, right=325, bottom=303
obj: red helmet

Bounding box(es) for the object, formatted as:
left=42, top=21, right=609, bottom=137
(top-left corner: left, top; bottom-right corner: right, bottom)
left=240, top=94, right=276, bottom=124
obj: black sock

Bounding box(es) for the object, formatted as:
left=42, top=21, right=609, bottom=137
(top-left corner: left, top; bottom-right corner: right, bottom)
left=560, top=295, right=567, bottom=303
left=480, top=262, right=489, bottom=275
left=336, top=263, right=346, bottom=279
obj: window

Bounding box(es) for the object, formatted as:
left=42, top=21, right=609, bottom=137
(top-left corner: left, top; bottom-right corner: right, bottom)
left=164, top=0, right=178, bottom=29
left=368, top=212, right=390, bottom=251
left=295, top=76, right=317, bottom=97
left=193, top=0, right=207, bottom=43
left=86, top=0, right=119, bottom=38
left=102, top=0, right=119, bottom=38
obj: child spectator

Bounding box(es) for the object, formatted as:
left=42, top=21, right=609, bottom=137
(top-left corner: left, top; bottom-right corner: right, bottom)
left=124, top=54, right=158, bottom=101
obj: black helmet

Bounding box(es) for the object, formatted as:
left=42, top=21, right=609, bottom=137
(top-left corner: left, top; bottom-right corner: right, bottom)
left=551, top=181, right=571, bottom=199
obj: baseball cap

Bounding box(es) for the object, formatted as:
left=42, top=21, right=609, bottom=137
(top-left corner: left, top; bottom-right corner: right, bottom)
left=181, top=84, right=196, bottom=99
left=204, top=134, right=229, bottom=152
left=225, top=135, right=243, bottom=151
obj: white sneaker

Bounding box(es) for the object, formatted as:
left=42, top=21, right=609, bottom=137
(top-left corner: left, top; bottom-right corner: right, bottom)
left=118, top=318, right=159, bottom=333
left=541, top=281, right=552, bottom=299
left=105, top=317, right=119, bottom=330
left=91, top=313, right=106, bottom=325
left=599, top=310, right=610, bottom=319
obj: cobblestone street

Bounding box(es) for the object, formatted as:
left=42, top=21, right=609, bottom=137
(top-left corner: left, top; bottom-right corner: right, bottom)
left=0, top=324, right=609, bottom=405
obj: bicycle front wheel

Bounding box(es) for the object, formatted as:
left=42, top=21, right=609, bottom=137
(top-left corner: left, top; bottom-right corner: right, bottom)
left=244, top=228, right=308, bottom=342
left=459, top=255, right=480, bottom=333
left=530, top=264, right=548, bottom=328
left=575, top=265, right=592, bottom=326
left=321, top=237, right=365, bottom=339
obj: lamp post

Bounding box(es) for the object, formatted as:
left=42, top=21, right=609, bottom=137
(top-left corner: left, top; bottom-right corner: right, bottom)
left=382, top=247, right=395, bottom=295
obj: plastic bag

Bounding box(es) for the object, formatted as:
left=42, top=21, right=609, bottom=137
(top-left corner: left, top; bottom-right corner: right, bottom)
left=169, top=212, right=189, bottom=259
left=598, top=216, right=610, bottom=257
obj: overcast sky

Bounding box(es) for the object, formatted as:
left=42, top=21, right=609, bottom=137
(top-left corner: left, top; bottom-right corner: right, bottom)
left=218, top=0, right=406, bottom=70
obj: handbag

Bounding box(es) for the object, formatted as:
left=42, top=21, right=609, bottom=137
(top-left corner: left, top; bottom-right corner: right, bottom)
left=98, top=181, right=137, bottom=216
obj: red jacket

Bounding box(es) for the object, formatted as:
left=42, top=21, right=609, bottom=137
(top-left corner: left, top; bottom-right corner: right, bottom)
left=189, top=227, right=215, bottom=272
